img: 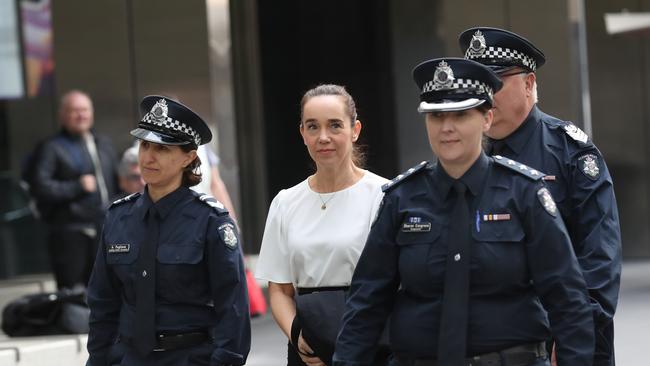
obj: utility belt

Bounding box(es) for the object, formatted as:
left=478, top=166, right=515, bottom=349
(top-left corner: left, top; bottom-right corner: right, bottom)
left=398, top=342, right=548, bottom=366
left=122, top=330, right=212, bottom=352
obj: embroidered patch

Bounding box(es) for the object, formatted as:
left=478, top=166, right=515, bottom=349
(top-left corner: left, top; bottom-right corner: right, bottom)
left=537, top=187, right=557, bottom=217
left=401, top=216, right=432, bottom=232
left=218, top=223, right=239, bottom=249
left=107, top=244, right=130, bottom=253
left=578, top=154, right=600, bottom=180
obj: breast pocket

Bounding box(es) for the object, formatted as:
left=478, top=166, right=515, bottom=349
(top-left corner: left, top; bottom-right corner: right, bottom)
left=396, top=222, right=443, bottom=295
left=157, top=244, right=204, bottom=265
left=472, top=218, right=527, bottom=285
left=473, top=220, right=524, bottom=243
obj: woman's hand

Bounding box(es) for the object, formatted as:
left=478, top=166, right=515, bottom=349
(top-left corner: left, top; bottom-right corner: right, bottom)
left=298, top=332, right=326, bottom=366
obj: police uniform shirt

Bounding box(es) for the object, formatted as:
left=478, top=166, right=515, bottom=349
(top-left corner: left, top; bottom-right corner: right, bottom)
left=333, top=153, right=594, bottom=365
left=86, top=186, right=250, bottom=365
left=487, top=105, right=622, bottom=330
left=255, top=171, right=388, bottom=287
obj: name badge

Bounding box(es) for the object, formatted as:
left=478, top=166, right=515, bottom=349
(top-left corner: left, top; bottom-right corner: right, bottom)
left=108, top=244, right=130, bottom=253
left=401, top=217, right=431, bottom=232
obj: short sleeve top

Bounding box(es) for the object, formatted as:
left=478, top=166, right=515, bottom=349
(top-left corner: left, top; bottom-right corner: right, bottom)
left=255, top=170, right=388, bottom=287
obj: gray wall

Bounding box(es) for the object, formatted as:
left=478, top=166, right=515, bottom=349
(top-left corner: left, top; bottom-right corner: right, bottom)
left=389, top=0, right=580, bottom=170
left=585, top=1, right=650, bottom=257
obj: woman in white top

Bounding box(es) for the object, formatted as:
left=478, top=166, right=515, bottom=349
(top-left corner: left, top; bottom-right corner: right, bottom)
left=255, top=84, right=389, bottom=366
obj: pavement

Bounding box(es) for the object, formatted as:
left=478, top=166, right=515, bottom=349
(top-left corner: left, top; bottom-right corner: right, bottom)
left=0, top=260, right=648, bottom=365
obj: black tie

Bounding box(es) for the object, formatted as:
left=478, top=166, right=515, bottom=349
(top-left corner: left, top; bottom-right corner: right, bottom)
left=438, top=181, right=471, bottom=365
left=489, top=140, right=507, bottom=156
left=134, top=206, right=158, bottom=355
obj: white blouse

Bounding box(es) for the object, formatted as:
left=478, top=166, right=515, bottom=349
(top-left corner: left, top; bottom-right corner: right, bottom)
left=255, top=171, right=389, bottom=288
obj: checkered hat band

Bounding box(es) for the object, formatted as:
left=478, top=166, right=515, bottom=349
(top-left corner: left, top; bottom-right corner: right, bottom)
left=466, top=46, right=537, bottom=71
left=141, top=113, right=201, bottom=145
left=422, top=78, right=493, bottom=97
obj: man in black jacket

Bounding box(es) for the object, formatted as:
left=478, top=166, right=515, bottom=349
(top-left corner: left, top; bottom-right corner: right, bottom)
left=32, top=90, right=118, bottom=289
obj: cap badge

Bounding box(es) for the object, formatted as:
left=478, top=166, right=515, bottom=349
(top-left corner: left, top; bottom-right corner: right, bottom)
left=468, top=30, right=486, bottom=57
left=150, top=98, right=169, bottom=123
left=433, top=60, right=455, bottom=90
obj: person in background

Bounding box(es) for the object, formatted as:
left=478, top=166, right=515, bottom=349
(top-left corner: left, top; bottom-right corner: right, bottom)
left=86, top=95, right=250, bottom=366
left=333, top=58, right=594, bottom=366
left=459, top=27, right=622, bottom=366
left=115, top=146, right=145, bottom=198
left=191, top=145, right=239, bottom=223
left=31, top=89, right=118, bottom=290
left=255, top=84, right=390, bottom=366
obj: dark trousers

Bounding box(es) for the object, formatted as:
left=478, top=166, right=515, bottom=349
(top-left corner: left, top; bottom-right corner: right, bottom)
left=48, top=227, right=99, bottom=289
left=595, top=321, right=616, bottom=366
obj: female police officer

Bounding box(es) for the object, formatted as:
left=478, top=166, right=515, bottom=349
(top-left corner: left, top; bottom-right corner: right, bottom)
left=86, top=96, right=250, bottom=366
left=332, top=59, right=594, bottom=366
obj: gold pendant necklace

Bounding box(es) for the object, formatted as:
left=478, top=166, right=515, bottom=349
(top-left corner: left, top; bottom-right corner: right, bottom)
left=318, top=193, right=336, bottom=210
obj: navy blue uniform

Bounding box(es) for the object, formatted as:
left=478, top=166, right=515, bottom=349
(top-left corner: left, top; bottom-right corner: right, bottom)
left=333, top=153, right=594, bottom=365
left=86, top=186, right=250, bottom=366
left=487, top=105, right=622, bottom=361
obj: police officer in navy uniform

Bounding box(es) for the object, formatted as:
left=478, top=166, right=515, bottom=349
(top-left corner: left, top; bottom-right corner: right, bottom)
left=86, top=96, right=250, bottom=366
left=459, top=27, right=621, bottom=366
left=332, top=58, right=594, bottom=366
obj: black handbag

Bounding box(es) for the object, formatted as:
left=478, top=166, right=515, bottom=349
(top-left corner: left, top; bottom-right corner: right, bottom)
left=294, top=290, right=347, bottom=365
left=1, top=288, right=90, bottom=336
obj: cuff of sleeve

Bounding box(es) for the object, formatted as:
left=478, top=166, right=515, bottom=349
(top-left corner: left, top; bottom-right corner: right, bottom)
left=210, top=349, right=245, bottom=366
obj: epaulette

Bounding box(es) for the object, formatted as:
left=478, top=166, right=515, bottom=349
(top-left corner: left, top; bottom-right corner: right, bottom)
left=493, top=155, right=544, bottom=181
left=109, top=192, right=140, bottom=209
left=562, top=122, right=589, bottom=145
left=382, top=161, right=429, bottom=193
left=197, top=194, right=229, bottom=215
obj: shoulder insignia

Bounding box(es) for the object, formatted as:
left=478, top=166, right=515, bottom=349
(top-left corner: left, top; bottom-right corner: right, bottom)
left=563, top=123, right=589, bottom=144
left=218, top=222, right=239, bottom=250
left=493, top=155, right=544, bottom=181
left=578, top=153, right=600, bottom=180
left=537, top=187, right=558, bottom=217
left=382, top=161, right=429, bottom=193
left=197, top=194, right=229, bottom=215
left=109, top=192, right=140, bottom=208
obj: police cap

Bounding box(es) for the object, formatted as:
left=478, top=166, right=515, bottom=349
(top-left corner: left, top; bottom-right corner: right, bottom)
left=459, top=27, right=546, bottom=73
left=130, top=96, right=212, bottom=146
left=412, top=57, right=502, bottom=113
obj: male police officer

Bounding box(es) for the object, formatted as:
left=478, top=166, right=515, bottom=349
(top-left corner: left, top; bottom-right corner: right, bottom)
left=459, top=27, right=622, bottom=366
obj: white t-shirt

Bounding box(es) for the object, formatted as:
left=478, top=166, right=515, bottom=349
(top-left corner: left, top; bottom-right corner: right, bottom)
left=255, top=170, right=389, bottom=288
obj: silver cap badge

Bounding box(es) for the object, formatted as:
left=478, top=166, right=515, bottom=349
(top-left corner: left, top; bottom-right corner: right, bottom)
left=433, top=60, right=455, bottom=90
left=150, top=99, right=169, bottom=123
left=468, top=30, right=487, bottom=57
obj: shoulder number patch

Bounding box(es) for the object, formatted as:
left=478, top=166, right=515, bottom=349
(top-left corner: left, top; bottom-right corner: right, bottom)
left=578, top=154, right=600, bottom=180
left=218, top=223, right=239, bottom=249
left=537, top=187, right=557, bottom=217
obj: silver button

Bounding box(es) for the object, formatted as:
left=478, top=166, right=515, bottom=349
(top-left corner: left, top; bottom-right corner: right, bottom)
left=454, top=253, right=461, bottom=262
left=142, top=270, right=147, bottom=277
